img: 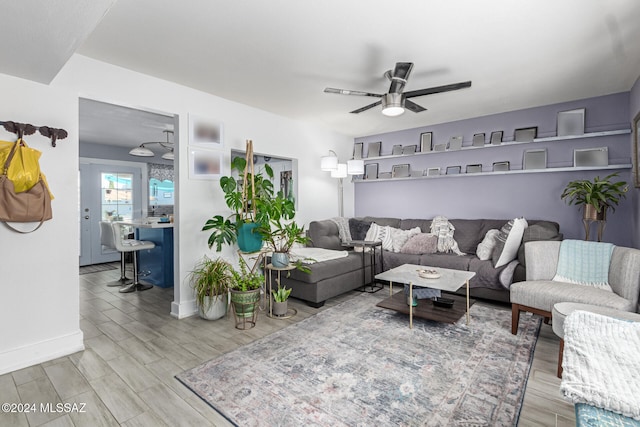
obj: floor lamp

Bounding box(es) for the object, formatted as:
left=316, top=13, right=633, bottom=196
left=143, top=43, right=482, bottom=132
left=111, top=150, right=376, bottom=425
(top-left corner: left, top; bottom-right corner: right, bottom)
left=321, top=150, right=364, bottom=217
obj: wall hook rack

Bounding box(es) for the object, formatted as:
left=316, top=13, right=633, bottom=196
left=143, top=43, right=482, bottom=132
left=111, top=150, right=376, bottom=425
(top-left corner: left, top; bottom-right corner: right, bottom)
left=0, top=120, right=68, bottom=147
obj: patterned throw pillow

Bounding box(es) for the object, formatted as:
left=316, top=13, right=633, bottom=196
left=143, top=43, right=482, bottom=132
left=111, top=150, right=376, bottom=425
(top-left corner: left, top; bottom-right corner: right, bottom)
left=364, top=223, right=393, bottom=251
left=492, top=218, right=528, bottom=268
left=400, top=233, right=438, bottom=254
left=390, top=227, right=421, bottom=253
left=476, top=229, right=500, bottom=261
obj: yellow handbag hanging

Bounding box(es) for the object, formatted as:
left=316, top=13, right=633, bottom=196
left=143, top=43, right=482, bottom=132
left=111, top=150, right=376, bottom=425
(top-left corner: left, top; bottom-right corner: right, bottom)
left=0, top=138, right=43, bottom=193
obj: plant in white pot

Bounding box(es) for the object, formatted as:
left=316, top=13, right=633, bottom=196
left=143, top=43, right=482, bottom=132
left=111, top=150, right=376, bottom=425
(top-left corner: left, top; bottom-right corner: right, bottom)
left=189, top=256, right=233, bottom=320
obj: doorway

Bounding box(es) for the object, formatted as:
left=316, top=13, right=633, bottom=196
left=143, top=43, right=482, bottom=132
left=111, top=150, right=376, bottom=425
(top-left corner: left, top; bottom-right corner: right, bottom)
left=79, top=162, right=144, bottom=266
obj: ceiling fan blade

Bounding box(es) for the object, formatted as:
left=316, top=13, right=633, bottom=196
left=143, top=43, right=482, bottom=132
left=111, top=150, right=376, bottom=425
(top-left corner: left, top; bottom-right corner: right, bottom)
left=404, top=99, right=427, bottom=113
left=404, top=81, right=472, bottom=98
left=388, top=62, right=414, bottom=94
left=324, top=87, right=382, bottom=97
left=350, top=100, right=382, bottom=114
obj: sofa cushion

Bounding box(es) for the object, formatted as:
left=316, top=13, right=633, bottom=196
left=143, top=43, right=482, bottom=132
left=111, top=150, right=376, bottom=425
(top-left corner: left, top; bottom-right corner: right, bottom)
left=493, top=218, right=528, bottom=268
left=362, top=216, right=401, bottom=228
left=390, top=226, right=421, bottom=252
left=364, top=222, right=393, bottom=250
left=517, top=221, right=563, bottom=267
left=308, top=220, right=343, bottom=250
left=349, top=218, right=372, bottom=241
left=418, top=253, right=473, bottom=271
left=401, top=233, right=438, bottom=254
left=285, top=252, right=369, bottom=284
left=398, top=218, right=432, bottom=233
left=476, top=229, right=500, bottom=261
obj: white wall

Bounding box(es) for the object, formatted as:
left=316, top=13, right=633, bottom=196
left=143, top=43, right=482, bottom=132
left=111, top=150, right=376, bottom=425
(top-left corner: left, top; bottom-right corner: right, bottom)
left=0, top=55, right=352, bottom=373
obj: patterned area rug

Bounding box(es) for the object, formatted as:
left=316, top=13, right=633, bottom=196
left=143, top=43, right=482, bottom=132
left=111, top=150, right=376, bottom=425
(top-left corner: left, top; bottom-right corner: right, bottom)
left=79, top=262, right=118, bottom=275
left=177, top=292, right=541, bottom=426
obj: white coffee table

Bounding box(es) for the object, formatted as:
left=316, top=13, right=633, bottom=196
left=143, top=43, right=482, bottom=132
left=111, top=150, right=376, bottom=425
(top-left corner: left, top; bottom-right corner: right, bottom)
left=375, top=264, right=475, bottom=328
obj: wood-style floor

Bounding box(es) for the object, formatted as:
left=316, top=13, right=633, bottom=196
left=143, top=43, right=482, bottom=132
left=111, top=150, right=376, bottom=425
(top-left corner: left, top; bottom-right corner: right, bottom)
left=0, top=268, right=576, bottom=426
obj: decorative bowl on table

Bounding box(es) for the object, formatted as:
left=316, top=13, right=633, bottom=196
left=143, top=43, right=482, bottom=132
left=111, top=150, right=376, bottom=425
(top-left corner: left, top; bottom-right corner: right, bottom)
left=417, top=269, right=441, bottom=279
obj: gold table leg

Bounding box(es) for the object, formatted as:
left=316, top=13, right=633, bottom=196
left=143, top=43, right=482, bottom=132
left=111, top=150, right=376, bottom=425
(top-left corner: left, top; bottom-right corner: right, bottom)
left=466, top=279, right=470, bottom=325
left=389, top=280, right=393, bottom=296
left=409, top=282, right=413, bottom=329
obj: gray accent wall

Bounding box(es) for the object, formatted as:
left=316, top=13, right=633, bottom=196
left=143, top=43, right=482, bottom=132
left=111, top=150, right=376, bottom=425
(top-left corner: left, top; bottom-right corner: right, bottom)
left=354, top=92, right=636, bottom=247
left=630, top=77, right=640, bottom=249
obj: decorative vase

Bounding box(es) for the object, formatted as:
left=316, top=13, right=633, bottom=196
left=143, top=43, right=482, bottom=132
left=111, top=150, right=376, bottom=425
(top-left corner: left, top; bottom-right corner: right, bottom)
left=271, top=252, right=290, bottom=268
left=272, top=300, right=288, bottom=316
left=237, top=222, right=263, bottom=253
left=199, top=295, right=227, bottom=320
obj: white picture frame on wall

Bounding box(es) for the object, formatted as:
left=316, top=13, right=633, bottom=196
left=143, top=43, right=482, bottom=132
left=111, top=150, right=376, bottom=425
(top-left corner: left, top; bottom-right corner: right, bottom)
left=189, top=114, right=223, bottom=147
left=189, top=148, right=224, bottom=180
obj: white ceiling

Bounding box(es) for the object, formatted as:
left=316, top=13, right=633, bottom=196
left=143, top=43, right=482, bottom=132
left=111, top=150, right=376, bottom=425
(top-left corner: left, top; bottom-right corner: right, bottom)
left=4, top=1, right=640, bottom=140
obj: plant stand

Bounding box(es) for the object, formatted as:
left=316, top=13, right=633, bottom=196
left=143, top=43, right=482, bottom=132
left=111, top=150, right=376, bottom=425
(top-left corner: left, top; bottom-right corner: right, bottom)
left=265, top=263, right=297, bottom=319
left=582, top=218, right=606, bottom=242
left=230, top=289, right=261, bottom=330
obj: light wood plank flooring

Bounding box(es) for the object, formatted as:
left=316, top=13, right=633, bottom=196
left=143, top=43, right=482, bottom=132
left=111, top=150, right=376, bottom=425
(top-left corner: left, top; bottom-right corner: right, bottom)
left=1, top=268, right=575, bottom=426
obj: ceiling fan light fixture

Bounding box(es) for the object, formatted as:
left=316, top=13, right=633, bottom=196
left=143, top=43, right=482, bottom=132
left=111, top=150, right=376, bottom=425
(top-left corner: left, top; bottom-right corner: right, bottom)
left=129, top=145, right=155, bottom=157
left=381, top=93, right=405, bottom=117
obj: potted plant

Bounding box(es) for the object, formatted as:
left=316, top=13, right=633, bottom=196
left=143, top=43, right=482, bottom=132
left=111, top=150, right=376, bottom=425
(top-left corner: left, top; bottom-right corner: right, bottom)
left=271, top=283, right=292, bottom=316
left=203, top=153, right=278, bottom=253
left=188, top=256, right=233, bottom=320
left=257, top=192, right=309, bottom=267
left=228, top=255, right=264, bottom=329
left=561, top=172, right=628, bottom=221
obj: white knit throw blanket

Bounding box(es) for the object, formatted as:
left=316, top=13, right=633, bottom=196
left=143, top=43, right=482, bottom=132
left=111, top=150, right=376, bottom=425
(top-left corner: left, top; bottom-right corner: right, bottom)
left=560, top=310, right=640, bottom=420
left=430, top=216, right=464, bottom=255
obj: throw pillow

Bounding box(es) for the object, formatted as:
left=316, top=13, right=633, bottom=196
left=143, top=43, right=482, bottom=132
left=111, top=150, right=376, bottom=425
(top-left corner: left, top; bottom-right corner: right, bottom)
left=364, top=223, right=393, bottom=251
left=492, top=217, right=528, bottom=268
left=476, top=229, right=500, bottom=261
left=390, top=226, right=421, bottom=252
left=400, top=233, right=438, bottom=254
left=348, top=218, right=372, bottom=241
left=330, top=217, right=352, bottom=242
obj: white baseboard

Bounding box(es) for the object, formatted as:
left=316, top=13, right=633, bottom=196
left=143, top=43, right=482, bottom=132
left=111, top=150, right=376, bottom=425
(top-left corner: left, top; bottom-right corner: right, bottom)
left=170, top=298, right=198, bottom=319
left=0, top=330, right=85, bottom=376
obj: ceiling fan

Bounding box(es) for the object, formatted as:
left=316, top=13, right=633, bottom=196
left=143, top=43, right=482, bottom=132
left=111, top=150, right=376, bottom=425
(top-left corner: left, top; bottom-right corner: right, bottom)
left=324, top=62, right=471, bottom=117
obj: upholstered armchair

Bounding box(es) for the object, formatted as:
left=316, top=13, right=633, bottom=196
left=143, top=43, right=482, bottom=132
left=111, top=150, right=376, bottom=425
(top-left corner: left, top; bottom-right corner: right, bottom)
left=510, top=240, right=640, bottom=334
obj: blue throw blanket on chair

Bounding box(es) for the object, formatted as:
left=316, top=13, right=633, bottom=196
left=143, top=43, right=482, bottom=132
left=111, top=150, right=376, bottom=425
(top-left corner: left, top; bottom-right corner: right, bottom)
left=552, top=239, right=614, bottom=291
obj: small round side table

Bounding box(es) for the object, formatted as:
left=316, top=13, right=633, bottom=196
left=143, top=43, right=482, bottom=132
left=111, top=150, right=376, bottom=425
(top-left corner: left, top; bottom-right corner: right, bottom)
left=265, top=263, right=297, bottom=319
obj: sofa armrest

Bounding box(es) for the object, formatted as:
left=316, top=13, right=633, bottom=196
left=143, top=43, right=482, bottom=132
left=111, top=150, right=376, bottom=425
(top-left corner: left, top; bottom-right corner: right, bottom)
left=524, top=240, right=560, bottom=281
left=609, top=246, right=640, bottom=309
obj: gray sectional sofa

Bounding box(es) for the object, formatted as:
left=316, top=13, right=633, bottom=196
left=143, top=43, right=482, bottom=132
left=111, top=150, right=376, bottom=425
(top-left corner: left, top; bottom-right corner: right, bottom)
left=275, top=217, right=561, bottom=307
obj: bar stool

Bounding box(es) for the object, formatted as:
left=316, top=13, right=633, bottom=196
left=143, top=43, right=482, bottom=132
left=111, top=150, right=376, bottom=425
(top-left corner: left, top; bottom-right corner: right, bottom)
left=112, top=222, right=155, bottom=293
left=99, top=221, right=131, bottom=287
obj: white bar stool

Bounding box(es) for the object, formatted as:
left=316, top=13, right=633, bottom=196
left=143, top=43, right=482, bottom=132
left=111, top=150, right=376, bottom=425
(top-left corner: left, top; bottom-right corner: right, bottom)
left=99, top=221, right=131, bottom=287
left=112, top=222, right=156, bottom=293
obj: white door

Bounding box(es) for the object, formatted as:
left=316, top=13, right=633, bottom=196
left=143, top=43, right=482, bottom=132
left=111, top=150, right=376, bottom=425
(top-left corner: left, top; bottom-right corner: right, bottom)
left=79, top=163, right=143, bottom=266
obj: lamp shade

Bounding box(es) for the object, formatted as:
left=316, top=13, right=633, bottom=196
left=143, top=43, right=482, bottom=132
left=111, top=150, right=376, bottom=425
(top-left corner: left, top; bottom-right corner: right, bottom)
left=161, top=151, right=175, bottom=160
left=320, top=151, right=338, bottom=171
left=331, top=163, right=348, bottom=178
left=129, top=145, right=155, bottom=157
left=347, top=159, right=364, bottom=175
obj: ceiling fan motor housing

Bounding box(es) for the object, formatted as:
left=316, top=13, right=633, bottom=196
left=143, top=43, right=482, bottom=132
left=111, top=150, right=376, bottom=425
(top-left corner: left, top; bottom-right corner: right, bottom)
left=381, top=93, right=405, bottom=116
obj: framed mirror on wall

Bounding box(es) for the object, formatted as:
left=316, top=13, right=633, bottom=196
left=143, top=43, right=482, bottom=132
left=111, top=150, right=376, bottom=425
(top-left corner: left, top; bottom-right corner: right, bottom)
left=634, top=111, right=640, bottom=188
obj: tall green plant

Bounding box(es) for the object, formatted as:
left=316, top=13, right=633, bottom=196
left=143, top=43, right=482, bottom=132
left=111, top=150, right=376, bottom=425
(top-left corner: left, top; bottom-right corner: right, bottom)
left=561, top=172, right=628, bottom=213
left=203, top=156, right=276, bottom=251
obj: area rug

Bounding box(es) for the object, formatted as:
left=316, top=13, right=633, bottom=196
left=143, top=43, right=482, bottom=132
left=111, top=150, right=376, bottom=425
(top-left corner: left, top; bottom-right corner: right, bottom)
left=79, top=262, right=118, bottom=275
left=176, top=293, right=541, bottom=426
